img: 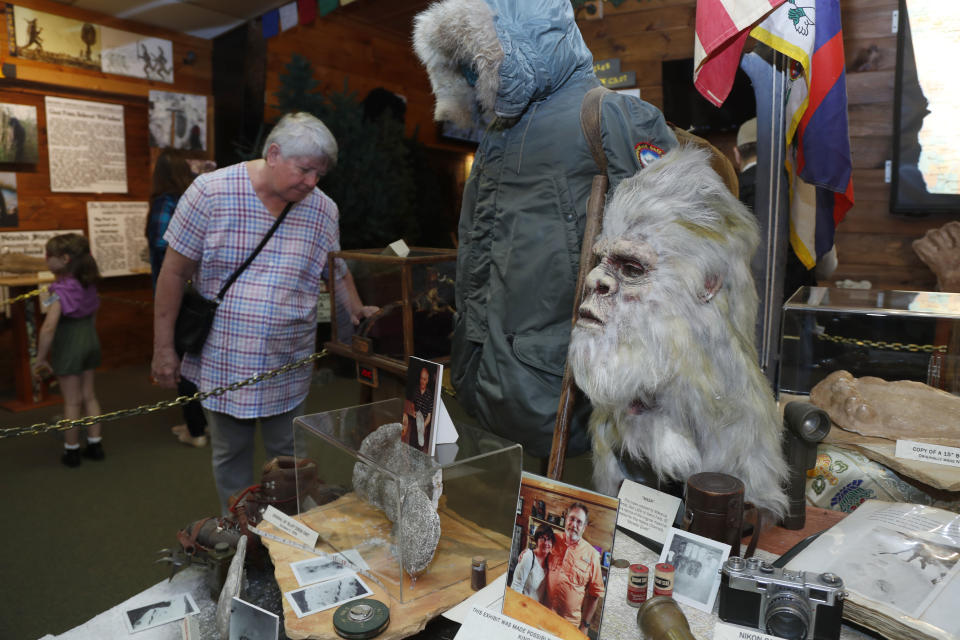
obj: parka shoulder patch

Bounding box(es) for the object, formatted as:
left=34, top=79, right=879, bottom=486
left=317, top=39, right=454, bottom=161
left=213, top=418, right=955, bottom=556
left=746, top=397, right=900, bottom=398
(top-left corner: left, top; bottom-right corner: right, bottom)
left=634, top=141, right=664, bottom=168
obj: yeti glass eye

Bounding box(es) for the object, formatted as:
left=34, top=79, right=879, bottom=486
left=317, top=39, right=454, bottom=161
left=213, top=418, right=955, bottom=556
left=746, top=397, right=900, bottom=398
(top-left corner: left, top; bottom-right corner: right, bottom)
left=620, top=261, right=646, bottom=278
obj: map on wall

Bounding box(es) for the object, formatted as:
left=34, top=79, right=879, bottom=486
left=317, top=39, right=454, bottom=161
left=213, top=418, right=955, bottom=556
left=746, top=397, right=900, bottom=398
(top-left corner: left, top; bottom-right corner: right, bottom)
left=6, top=5, right=101, bottom=70
left=101, top=27, right=173, bottom=83
left=87, top=201, right=150, bottom=277
left=148, top=91, right=207, bottom=150
left=46, top=96, right=127, bottom=193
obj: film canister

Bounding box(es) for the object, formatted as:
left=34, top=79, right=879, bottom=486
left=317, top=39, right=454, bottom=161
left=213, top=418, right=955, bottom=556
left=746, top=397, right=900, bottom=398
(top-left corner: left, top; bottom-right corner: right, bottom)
left=653, top=562, right=675, bottom=597
left=333, top=598, right=390, bottom=639
left=471, top=556, right=487, bottom=590
left=626, top=563, right=649, bottom=607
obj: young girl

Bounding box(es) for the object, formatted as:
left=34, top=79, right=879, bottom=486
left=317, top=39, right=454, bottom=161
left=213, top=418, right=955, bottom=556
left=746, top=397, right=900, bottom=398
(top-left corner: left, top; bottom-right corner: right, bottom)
left=33, top=233, right=104, bottom=467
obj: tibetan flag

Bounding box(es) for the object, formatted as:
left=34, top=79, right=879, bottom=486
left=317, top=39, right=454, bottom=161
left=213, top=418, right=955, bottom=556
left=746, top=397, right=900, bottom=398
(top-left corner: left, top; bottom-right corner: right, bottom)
left=297, top=0, right=316, bottom=25
left=262, top=9, right=280, bottom=38
left=752, top=0, right=854, bottom=267
left=694, top=0, right=785, bottom=106
left=318, top=0, right=339, bottom=15
left=279, top=2, right=299, bottom=31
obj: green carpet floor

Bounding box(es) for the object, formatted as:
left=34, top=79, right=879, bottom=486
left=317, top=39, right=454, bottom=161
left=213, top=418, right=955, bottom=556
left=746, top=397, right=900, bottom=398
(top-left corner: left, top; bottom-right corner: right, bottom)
left=0, top=359, right=593, bottom=640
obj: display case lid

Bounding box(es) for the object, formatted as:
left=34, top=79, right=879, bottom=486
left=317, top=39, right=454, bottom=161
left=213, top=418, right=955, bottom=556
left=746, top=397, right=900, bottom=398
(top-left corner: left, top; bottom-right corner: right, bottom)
left=784, top=287, right=960, bottom=319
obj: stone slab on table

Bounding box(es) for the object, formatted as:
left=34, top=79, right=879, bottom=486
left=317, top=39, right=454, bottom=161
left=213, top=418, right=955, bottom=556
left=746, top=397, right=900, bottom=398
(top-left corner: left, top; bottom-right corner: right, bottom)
left=261, top=493, right=512, bottom=640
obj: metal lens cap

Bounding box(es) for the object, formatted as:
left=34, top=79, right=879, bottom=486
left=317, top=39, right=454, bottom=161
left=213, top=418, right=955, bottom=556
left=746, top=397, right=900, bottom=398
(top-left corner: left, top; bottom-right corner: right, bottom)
left=334, top=598, right=390, bottom=639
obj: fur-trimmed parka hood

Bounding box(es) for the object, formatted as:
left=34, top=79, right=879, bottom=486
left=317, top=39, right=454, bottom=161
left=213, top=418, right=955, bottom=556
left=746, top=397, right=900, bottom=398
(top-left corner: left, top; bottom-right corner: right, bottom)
left=412, top=0, right=595, bottom=127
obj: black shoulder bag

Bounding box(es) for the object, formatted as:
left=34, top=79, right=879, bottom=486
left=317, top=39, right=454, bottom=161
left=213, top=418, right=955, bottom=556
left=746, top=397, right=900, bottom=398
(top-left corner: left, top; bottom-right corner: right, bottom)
left=174, top=201, right=294, bottom=355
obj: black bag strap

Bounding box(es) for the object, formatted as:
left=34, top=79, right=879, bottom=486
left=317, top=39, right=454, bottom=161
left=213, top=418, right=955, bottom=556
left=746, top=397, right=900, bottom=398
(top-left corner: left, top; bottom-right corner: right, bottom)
left=214, top=201, right=294, bottom=301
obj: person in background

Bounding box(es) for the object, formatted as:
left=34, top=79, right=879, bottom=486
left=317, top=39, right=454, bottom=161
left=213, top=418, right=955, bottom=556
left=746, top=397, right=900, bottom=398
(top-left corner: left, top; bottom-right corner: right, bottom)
left=151, top=112, right=376, bottom=515
left=33, top=233, right=104, bottom=467
left=511, top=522, right=555, bottom=603
left=146, top=148, right=208, bottom=448
left=735, top=117, right=817, bottom=302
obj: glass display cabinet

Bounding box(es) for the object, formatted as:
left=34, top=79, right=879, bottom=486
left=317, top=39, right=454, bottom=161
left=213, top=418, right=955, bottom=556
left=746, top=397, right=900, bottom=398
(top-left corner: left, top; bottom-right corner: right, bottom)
left=325, top=248, right=457, bottom=382
left=290, top=399, right=522, bottom=603
left=779, top=287, right=960, bottom=396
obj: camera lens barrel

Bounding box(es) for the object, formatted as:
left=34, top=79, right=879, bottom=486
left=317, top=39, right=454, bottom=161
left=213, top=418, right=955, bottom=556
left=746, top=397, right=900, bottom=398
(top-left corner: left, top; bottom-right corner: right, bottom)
left=764, top=592, right=811, bottom=640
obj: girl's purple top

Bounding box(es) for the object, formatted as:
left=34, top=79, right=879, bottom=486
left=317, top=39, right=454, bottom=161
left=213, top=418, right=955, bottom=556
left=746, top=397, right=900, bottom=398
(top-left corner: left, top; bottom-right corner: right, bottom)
left=49, top=276, right=99, bottom=318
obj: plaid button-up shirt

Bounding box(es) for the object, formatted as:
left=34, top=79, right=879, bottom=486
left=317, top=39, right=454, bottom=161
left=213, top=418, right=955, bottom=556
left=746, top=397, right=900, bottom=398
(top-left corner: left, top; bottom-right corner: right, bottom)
left=165, top=162, right=344, bottom=418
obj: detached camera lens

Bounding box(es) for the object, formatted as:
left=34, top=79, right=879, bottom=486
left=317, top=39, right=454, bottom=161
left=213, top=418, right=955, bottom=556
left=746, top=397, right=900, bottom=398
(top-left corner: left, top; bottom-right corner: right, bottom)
left=764, top=593, right=810, bottom=640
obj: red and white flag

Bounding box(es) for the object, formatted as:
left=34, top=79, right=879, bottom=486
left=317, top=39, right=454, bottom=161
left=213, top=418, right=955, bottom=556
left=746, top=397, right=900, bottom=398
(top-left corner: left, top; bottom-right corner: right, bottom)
left=694, top=0, right=785, bottom=106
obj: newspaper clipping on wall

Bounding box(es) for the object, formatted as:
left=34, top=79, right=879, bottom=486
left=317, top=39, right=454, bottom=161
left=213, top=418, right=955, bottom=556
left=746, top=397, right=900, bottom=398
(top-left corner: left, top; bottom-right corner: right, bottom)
left=45, top=96, right=127, bottom=193
left=87, top=201, right=150, bottom=277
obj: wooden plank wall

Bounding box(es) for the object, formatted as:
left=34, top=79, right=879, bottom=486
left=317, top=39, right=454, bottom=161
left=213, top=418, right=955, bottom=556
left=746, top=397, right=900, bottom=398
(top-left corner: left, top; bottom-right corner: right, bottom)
left=0, top=0, right=212, bottom=391
left=577, top=0, right=955, bottom=292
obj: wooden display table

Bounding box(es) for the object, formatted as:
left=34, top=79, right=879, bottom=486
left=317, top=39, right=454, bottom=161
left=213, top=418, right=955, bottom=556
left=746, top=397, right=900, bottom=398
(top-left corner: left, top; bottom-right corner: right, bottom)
left=1, top=275, right=60, bottom=411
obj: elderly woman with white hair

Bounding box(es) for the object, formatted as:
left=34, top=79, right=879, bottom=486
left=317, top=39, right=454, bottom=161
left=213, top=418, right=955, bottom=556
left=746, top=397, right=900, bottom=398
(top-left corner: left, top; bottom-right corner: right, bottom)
left=151, top=112, right=375, bottom=515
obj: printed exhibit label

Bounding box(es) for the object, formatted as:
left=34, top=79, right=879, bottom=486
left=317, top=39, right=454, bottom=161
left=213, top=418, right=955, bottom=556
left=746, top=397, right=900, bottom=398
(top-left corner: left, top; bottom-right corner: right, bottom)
left=262, top=505, right=320, bottom=548
left=454, top=606, right=562, bottom=640
left=617, top=479, right=682, bottom=544
left=895, top=440, right=960, bottom=468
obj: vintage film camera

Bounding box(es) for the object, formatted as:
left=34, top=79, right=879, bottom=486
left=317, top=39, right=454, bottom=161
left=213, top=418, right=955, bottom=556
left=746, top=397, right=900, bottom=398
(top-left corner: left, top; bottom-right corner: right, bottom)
left=718, top=557, right=845, bottom=640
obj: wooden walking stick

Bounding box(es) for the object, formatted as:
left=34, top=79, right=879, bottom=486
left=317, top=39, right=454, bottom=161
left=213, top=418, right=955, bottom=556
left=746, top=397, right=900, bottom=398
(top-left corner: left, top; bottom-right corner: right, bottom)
left=546, top=87, right=611, bottom=480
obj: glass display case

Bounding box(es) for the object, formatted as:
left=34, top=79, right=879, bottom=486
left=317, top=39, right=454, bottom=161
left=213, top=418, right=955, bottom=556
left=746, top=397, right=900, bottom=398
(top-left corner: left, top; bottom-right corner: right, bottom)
left=290, top=399, right=522, bottom=603
left=779, top=287, right=960, bottom=396
left=326, top=248, right=457, bottom=379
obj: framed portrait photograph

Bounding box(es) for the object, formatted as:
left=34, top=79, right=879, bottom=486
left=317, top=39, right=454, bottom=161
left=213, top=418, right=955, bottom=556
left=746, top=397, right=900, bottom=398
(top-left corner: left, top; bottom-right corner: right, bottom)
left=504, top=472, right=620, bottom=640
left=400, top=356, right=443, bottom=455
left=658, top=527, right=731, bottom=613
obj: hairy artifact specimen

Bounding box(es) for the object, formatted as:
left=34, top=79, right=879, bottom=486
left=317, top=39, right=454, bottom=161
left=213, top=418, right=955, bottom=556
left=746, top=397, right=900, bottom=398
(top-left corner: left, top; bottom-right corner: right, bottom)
left=352, top=423, right=442, bottom=577
left=568, top=145, right=788, bottom=516
left=810, top=370, right=960, bottom=446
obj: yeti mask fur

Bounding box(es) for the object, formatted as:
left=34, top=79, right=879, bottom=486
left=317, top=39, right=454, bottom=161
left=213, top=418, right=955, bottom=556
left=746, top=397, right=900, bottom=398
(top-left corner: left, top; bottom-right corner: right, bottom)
left=568, top=145, right=788, bottom=516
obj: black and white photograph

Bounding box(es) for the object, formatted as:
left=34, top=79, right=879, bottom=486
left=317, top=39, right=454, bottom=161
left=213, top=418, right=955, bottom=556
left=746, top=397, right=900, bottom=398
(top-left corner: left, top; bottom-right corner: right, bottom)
left=659, top=528, right=731, bottom=613
left=0, top=103, right=39, bottom=165
left=122, top=593, right=198, bottom=634
left=825, top=526, right=959, bottom=617
left=148, top=90, right=207, bottom=150
left=285, top=574, right=373, bottom=619
left=229, top=596, right=279, bottom=640
left=0, top=172, right=18, bottom=228
left=290, top=555, right=354, bottom=587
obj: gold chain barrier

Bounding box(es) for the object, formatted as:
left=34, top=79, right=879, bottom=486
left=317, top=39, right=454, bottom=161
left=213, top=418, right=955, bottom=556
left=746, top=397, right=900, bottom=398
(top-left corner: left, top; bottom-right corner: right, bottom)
left=815, top=332, right=947, bottom=354
left=0, top=286, right=47, bottom=306
left=0, top=350, right=329, bottom=439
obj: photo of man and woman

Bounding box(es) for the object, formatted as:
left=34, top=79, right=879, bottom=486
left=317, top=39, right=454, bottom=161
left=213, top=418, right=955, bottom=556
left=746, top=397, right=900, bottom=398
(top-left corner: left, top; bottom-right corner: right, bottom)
left=400, top=356, right=441, bottom=455
left=505, top=473, right=619, bottom=640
